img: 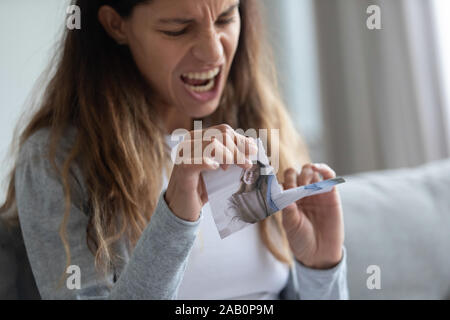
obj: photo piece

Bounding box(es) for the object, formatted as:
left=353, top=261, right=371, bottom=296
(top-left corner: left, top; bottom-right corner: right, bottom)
left=202, top=138, right=346, bottom=239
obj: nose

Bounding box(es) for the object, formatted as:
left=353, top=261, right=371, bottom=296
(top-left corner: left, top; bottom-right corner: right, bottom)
left=192, top=28, right=224, bottom=65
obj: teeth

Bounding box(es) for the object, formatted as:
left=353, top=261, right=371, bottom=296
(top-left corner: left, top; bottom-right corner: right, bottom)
left=182, top=67, right=220, bottom=81
left=185, top=78, right=215, bottom=93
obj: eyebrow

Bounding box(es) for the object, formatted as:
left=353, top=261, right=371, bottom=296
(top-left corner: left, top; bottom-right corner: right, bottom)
left=158, top=2, right=240, bottom=25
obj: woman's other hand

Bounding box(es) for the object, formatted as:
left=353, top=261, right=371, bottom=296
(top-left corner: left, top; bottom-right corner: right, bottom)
left=281, top=163, right=345, bottom=269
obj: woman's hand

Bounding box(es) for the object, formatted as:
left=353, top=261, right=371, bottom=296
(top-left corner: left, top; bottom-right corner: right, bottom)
left=281, top=163, right=345, bottom=269
left=165, top=124, right=258, bottom=222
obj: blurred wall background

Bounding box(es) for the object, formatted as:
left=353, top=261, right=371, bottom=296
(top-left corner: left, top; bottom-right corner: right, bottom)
left=0, top=0, right=65, bottom=202
left=1, top=0, right=450, bottom=200
left=434, top=0, right=450, bottom=142
left=313, top=0, right=450, bottom=175
left=261, top=0, right=325, bottom=160
left=264, top=0, right=450, bottom=175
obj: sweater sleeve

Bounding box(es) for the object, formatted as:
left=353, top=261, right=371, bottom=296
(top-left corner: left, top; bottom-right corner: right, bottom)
left=294, top=246, right=349, bottom=300
left=15, top=132, right=201, bottom=300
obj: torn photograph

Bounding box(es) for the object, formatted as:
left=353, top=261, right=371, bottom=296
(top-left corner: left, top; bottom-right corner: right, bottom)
left=202, top=138, right=346, bottom=239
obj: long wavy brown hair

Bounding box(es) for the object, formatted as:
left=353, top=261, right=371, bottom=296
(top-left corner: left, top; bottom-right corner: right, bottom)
left=0, top=0, right=310, bottom=278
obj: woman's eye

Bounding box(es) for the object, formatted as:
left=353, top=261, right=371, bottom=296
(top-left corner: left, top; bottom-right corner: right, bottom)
left=162, top=29, right=187, bottom=37
left=161, top=17, right=235, bottom=37
left=216, top=18, right=235, bottom=26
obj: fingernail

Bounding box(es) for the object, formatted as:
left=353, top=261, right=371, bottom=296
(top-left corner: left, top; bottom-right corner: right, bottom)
left=249, top=143, right=258, bottom=154
left=208, top=158, right=220, bottom=168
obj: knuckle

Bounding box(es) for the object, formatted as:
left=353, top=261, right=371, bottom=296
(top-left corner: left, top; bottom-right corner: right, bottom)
left=212, top=138, right=221, bottom=148
left=302, top=163, right=313, bottom=170
left=223, top=131, right=232, bottom=142
left=284, top=179, right=297, bottom=188
left=210, top=135, right=223, bottom=147
left=222, top=131, right=232, bottom=143
left=183, top=131, right=192, bottom=140
left=213, top=140, right=226, bottom=156
left=284, top=167, right=297, bottom=177
left=219, top=123, right=233, bottom=133
left=225, top=133, right=237, bottom=149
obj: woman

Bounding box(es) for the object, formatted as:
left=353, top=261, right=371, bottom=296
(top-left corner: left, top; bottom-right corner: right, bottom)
left=0, top=0, right=347, bottom=299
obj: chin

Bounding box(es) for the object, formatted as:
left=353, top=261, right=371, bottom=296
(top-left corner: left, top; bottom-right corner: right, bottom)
left=185, top=102, right=220, bottom=119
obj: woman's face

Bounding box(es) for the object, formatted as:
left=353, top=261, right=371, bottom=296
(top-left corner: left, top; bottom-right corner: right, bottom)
left=123, top=0, right=241, bottom=120
left=243, top=164, right=260, bottom=185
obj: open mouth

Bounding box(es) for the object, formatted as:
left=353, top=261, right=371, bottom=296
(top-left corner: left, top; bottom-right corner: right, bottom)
left=180, top=67, right=222, bottom=93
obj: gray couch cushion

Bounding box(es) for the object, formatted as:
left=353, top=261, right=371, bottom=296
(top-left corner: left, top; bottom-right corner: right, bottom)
left=0, top=219, right=19, bottom=299
left=0, top=218, right=40, bottom=300
left=341, top=158, right=450, bottom=299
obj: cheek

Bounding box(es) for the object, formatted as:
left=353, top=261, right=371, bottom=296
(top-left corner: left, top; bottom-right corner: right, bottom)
left=226, top=23, right=241, bottom=57
left=128, top=36, right=181, bottom=95
left=220, top=21, right=241, bottom=63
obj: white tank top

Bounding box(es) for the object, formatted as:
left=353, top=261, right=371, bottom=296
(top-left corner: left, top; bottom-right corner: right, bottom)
left=164, top=136, right=290, bottom=299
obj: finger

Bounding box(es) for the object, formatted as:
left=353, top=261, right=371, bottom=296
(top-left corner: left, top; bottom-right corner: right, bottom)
left=215, top=124, right=258, bottom=156
left=311, top=171, right=321, bottom=183
left=184, top=123, right=240, bottom=140
left=199, top=175, right=209, bottom=203
left=210, top=137, right=235, bottom=167
left=298, top=164, right=315, bottom=186
left=282, top=203, right=301, bottom=234
left=298, top=166, right=322, bottom=186
left=176, top=133, right=254, bottom=171
left=203, top=124, right=256, bottom=168
left=223, top=132, right=255, bottom=166
left=222, top=128, right=258, bottom=164
left=311, top=163, right=336, bottom=180
left=175, top=157, right=220, bottom=174
left=283, top=168, right=298, bottom=190
left=174, top=139, right=229, bottom=170
left=222, top=129, right=258, bottom=158
left=182, top=129, right=202, bottom=141
left=184, top=124, right=257, bottom=168
left=174, top=139, right=214, bottom=164
left=184, top=124, right=257, bottom=157
left=206, top=137, right=253, bottom=171
left=244, top=137, right=259, bottom=157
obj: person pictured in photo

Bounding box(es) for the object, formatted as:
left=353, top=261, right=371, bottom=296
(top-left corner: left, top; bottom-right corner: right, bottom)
left=0, top=0, right=348, bottom=300
left=223, top=160, right=279, bottom=228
